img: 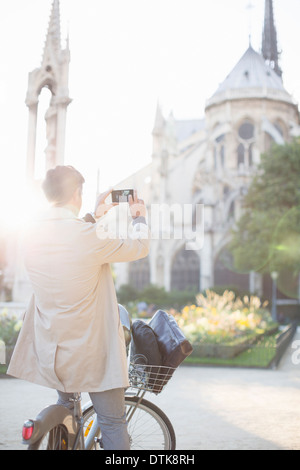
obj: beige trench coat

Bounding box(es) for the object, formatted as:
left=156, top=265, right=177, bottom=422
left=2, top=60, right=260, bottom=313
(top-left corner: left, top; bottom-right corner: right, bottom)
left=8, top=207, right=150, bottom=393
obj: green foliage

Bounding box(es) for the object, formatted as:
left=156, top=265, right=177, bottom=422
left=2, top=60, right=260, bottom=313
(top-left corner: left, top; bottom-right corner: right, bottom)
left=117, top=284, right=139, bottom=305
left=117, top=283, right=197, bottom=313
left=0, top=309, right=22, bottom=347
left=139, top=285, right=170, bottom=306
left=230, top=140, right=300, bottom=275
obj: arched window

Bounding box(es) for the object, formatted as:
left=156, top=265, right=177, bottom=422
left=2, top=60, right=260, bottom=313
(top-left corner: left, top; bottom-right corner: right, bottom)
left=274, top=119, right=286, bottom=139
left=237, top=143, right=245, bottom=167
left=249, top=143, right=253, bottom=167
left=220, top=145, right=225, bottom=168
left=228, top=201, right=235, bottom=221
left=129, top=257, right=150, bottom=291
left=171, top=249, right=200, bottom=291
left=237, top=120, right=255, bottom=171
left=214, top=134, right=226, bottom=170
left=214, top=147, right=217, bottom=170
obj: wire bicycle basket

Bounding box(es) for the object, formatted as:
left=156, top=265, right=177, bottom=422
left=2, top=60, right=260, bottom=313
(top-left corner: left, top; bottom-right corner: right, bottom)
left=129, top=356, right=176, bottom=394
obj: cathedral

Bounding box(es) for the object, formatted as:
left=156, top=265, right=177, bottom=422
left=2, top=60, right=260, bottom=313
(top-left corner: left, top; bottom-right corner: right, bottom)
left=113, top=0, right=300, bottom=298
left=2, top=0, right=299, bottom=305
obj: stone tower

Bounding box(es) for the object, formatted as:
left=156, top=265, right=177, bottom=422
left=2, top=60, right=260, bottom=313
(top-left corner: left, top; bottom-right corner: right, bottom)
left=6, top=1, right=71, bottom=303
left=25, top=0, right=71, bottom=181
left=262, top=0, right=282, bottom=78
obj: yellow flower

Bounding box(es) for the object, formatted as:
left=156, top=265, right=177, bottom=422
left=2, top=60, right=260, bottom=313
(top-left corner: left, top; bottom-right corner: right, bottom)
left=14, top=320, right=23, bottom=332
left=0, top=309, right=8, bottom=318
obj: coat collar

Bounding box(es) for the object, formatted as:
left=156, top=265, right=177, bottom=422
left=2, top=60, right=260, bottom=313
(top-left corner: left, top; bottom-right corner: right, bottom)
left=39, top=206, right=78, bottom=220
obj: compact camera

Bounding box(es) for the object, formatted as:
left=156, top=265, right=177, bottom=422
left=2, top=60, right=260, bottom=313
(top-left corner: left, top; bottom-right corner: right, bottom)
left=111, top=189, right=134, bottom=203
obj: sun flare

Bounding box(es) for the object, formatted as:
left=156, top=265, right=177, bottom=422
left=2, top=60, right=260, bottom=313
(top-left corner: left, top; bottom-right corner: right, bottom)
left=0, top=180, right=48, bottom=235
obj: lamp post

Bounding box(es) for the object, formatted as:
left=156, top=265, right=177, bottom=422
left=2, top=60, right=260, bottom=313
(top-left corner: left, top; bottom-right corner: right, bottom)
left=271, top=271, right=278, bottom=322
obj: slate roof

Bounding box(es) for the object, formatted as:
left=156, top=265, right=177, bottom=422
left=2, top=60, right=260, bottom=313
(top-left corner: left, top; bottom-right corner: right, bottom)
left=206, top=46, right=293, bottom=107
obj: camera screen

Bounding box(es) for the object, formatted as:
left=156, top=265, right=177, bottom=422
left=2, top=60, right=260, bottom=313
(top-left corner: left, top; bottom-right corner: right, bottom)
left=112, top=189, right=134, bottom=203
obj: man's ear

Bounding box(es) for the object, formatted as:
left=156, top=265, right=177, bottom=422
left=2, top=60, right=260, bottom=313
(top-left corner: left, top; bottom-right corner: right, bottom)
left=69, top=186, right=82, bottom=209
left=75, top=186, right=83, bottom=199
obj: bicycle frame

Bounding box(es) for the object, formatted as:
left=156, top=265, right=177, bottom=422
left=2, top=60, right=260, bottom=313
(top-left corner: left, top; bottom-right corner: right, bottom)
left=23, top=392, right=95, bottom=450
left=23, top=389, right=148, bottom=450
left=68, top=393, right=86, bottom=450
left=22, top=404, right=77, bottom=449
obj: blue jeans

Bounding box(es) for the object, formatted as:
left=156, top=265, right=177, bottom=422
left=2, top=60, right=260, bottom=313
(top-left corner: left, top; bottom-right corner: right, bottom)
left=57, top=388, right=130, bottom=450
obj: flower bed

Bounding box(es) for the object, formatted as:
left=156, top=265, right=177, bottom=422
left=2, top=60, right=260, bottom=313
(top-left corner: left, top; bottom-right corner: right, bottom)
left=174, top=290, right=278, bottom=359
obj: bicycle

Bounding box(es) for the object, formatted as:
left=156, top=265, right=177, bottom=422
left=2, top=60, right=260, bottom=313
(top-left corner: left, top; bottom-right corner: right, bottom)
left=21, top=308, right=176, bottom=450
left=22, top=363, right=176, bottom=450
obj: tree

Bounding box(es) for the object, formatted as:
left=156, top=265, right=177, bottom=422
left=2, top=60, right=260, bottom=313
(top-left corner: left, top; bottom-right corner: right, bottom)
left=229, top=140, right=300, bottom=298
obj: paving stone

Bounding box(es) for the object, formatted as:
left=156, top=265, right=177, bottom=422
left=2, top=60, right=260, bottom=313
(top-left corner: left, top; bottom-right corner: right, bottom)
left=1, top=330, right=299, bottom=450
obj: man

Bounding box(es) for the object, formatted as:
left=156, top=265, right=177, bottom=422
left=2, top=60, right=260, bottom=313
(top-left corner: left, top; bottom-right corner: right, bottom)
left=8, top=165, right=150, bottom=450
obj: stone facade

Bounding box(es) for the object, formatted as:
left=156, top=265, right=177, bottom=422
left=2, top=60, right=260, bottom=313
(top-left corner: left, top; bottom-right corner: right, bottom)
left=113, top=40, right=300, bottom=297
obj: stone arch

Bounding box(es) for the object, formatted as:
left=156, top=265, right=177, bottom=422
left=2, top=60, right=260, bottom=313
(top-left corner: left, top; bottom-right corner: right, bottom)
left=37, top=77, right=57, bottom=97
left=129, top=256, right=151, bottom=291
left=25, top=0, right=71, bottom=181
left=170, top=247, right=200, bottom=291
left=273, top=118, right=287, bottom=140
left=223, top=188, right=241, bottom=224
left=235, top=118, right=256, bottom=171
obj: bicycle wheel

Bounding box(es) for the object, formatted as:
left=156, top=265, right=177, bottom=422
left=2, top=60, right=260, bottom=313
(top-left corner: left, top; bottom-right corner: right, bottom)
left=28, top=424, right=69, bottom=450
left=83, top=396, right=176, bottom=450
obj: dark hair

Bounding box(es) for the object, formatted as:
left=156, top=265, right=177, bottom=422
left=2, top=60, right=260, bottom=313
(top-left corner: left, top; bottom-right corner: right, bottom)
left=42, top=165, right=85, bottom=205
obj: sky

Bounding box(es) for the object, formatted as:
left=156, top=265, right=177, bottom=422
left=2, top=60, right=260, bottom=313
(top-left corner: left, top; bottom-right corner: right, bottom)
left=0, top=0, right=299, bottom=228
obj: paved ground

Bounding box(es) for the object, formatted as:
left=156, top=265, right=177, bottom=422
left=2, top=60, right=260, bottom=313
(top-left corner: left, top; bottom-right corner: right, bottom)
left=1, top=330, right=300, bottom=450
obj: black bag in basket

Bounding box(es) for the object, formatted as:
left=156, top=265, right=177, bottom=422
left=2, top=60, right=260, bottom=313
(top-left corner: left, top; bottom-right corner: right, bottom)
left=149, top=310, right=193, bottom=368
left=130, top=319, right=162, bottom=367
left=130, top=320, right=165, bottom=394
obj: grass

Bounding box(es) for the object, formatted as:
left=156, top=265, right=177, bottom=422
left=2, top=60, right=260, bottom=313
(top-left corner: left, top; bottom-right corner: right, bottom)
left=185, top=333, right=277, bottom=368
left=0, top=364, right=8, bottom=375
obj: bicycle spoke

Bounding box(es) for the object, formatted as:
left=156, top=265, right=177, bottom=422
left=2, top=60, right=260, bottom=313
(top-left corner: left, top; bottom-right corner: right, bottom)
left=82, top=396, right=176, bottom=451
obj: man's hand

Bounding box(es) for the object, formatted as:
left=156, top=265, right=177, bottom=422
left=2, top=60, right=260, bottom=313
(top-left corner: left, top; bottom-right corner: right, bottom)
left=94, top=188, right=118, bottom=218
left=128, top=190, right=146, bottom=219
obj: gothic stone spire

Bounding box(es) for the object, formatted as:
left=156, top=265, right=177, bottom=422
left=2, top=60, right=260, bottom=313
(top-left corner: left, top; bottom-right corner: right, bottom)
left=262, top=0, right=282, bottom=78
left=25, top=0, right=71, bottom=180
left=42, top=0, right=62, bottom=66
